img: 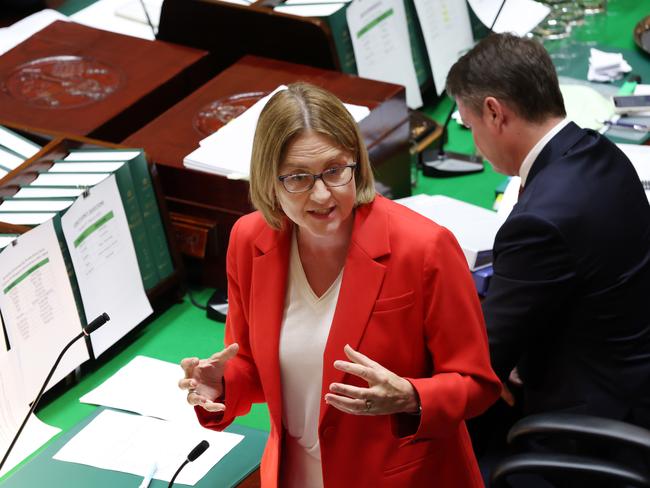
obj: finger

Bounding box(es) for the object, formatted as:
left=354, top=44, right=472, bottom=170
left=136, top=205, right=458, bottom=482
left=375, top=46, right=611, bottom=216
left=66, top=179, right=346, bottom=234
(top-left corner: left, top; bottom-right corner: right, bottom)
left=186, top=390, right=206, bottom=406
left=178, top=378, right=197, bottom=391
left=209, top=343, right=239, bottom=362
left=200, top=401, right=226, bottom=413
left=344, top=344, right=379, bottom=369
left=180, top=357, right=199, bottom=376
left=324, top=393, right=368, bottom=415
left=329, top=382, right=370, bottom=400
left=333, top=360, right=377, bottom=383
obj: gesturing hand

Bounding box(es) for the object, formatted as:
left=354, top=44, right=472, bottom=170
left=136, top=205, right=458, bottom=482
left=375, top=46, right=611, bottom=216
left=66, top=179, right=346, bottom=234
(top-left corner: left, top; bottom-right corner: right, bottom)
left=324, top=344, right=420, bottom=416
left=178, top=343, right=239, bottom=412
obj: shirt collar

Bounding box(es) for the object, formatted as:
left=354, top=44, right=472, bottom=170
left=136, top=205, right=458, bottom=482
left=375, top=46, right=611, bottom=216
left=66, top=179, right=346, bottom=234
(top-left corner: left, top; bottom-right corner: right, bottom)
left=519, top=118, right=570, bottom=187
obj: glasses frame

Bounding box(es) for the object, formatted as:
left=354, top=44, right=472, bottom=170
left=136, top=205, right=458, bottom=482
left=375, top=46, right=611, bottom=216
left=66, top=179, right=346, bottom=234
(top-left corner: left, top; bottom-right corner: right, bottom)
left=278, top=163, right=357, bottom=193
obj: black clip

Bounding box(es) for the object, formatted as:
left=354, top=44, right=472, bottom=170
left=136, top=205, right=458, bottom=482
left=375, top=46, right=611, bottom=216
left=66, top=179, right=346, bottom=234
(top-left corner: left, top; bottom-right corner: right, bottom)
left=82, top=187, right=90, bottom=199
left=11, top=238, right=17, bottom=247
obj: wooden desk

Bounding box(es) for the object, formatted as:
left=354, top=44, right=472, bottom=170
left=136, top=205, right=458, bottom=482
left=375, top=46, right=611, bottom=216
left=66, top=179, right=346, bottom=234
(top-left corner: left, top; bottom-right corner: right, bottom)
left=0, top=20, right=209, bottom=142
left=125, top=55, right=411, bottom=289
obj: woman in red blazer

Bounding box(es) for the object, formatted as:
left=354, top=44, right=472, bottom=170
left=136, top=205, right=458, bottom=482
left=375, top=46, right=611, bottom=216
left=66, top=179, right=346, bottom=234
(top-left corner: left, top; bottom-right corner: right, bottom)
left=180, top=83, right=500, bottom=487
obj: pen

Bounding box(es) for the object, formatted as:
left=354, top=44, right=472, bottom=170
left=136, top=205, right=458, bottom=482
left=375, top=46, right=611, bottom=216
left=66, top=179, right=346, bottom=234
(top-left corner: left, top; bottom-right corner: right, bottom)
left=602, top=120, right=650, bottom=132
left=138, top=462, right=157, bottom=488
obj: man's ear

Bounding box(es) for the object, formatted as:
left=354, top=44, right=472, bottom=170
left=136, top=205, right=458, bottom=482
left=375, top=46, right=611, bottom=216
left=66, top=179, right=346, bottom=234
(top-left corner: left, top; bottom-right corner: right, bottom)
left=483, top=96, right=506, bottom=130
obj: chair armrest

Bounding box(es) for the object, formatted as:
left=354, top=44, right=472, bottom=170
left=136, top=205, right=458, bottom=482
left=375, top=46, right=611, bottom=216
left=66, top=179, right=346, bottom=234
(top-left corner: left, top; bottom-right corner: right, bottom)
left=490, top=453, right=650, bottom=488
left=507, top=413, right=650, bottom=453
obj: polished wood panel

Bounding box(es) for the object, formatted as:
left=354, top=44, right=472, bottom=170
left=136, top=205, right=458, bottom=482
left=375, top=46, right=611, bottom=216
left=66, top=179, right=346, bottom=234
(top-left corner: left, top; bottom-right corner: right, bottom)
left=0, top=21, right=209, bottom=142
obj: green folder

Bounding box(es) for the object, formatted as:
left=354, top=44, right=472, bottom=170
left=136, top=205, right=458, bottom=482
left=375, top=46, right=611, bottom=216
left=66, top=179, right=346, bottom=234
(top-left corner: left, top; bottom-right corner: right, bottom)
left=0, top=408, right=268, bottom=488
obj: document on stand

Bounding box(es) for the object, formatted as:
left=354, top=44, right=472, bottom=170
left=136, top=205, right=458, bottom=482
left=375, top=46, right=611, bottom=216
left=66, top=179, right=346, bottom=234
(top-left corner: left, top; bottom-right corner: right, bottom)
left=467, top=0, right=550, bottom=37
left=413, top=0, right=473, bottom=96
left=80, top=355, right=197, bottom=424
left=0, top=220, right=89, bottom=399
left=0, top=351, right=61, bottom=478
left=61, top=175, right=152, bottom=358
left=53, top=409, right=244, bottom=486
left=346, top=0, right=423, bottom=108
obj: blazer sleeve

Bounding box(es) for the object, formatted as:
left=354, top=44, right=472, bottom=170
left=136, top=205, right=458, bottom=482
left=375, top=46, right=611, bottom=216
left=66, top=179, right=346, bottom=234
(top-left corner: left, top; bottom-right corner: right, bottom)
left=405, top=227, right=501, bottom=440
left=482, top=213, right=577, bottom=382
left=195, top=218, right=265, bottom=431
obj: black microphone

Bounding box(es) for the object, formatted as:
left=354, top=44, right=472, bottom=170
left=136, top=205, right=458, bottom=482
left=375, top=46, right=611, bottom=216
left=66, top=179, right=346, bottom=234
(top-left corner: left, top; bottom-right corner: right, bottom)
left=421, top=0, right=508, bottom=177
left=168, top=440, right=210, bottom=487
left=0, top=313, right=110, bottom=472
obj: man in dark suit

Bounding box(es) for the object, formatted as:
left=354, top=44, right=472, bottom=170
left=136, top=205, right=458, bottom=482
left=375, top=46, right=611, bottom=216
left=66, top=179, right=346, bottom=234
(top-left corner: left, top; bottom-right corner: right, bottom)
left=446, top=33, right=650, bottom=429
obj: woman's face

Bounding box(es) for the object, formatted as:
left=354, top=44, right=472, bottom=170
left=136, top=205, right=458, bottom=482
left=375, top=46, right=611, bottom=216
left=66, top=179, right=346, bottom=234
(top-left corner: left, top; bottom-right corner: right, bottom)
left=276, top=131, right=357, bottom=241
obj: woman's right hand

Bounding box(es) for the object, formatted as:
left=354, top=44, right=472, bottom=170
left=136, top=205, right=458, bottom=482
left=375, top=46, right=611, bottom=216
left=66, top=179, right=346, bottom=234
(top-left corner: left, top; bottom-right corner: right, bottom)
left=179, top=343, right=239, bottom=412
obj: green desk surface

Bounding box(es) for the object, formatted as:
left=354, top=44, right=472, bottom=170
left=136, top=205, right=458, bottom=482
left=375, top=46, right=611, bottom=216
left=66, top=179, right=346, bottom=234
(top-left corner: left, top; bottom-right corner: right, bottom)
left=0, top=408, right=268, bottom=488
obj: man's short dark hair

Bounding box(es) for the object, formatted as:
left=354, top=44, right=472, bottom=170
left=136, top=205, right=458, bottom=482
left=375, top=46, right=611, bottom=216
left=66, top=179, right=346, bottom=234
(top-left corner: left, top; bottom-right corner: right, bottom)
left=446, top=33, right=566, bottom=123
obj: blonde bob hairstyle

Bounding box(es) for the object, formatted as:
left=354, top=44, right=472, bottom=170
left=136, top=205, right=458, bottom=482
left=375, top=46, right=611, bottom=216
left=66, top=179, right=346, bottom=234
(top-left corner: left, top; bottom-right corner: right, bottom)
left=249, top=82, right=375, bottom=229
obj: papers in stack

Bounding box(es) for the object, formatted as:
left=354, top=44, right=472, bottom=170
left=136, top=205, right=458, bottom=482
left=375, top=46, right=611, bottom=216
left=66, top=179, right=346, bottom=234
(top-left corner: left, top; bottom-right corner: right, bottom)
left=588, top=48, right=632, bottom=82
left=395, top=194, right=503, bottom=271
left=183, top=85, right=370, bottom=178
left=58, top=355, right=244, bottom=485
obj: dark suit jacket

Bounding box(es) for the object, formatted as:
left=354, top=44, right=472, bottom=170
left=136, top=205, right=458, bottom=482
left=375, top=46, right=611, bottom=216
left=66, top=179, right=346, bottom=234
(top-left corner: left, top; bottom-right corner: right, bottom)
left=483, top=122, right=650, bottom=426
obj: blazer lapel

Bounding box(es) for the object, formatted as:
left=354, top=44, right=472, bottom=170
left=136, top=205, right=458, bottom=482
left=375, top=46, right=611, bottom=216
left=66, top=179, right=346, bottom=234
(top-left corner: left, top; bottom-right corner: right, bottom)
left=250, top=222, right=292, bottom=430
left=320, top=198, right=391, bottom=423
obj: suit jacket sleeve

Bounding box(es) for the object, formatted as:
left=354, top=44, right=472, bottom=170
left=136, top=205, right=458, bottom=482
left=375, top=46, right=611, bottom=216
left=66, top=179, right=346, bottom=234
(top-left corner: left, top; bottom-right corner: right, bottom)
left=406, top=227, right=501, bottom=439
left=195, top=218, right=265, bottom=430
left=482, top=213, right=577, bottom=381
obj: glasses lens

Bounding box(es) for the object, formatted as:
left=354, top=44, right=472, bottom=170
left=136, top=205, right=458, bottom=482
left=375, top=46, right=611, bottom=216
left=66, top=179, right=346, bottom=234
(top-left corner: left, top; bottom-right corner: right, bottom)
left=322, top=165, right=353, bottom=187
left=283, top=173, right=313, bottom=192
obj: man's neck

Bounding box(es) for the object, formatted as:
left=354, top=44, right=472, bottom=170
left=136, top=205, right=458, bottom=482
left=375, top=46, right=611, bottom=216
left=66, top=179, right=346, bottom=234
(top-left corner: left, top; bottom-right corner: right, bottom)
left=510, top=116, right=565, bottom=173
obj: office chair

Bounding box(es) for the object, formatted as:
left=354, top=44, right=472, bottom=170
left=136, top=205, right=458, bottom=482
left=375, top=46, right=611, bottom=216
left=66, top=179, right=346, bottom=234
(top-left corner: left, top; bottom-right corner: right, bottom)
left=490, top=413, right=650, bottom=487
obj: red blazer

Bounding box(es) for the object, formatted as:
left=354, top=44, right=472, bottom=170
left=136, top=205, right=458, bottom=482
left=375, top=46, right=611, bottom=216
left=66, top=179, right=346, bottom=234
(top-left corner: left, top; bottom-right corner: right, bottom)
left=197, top=195, right=500, bottom=487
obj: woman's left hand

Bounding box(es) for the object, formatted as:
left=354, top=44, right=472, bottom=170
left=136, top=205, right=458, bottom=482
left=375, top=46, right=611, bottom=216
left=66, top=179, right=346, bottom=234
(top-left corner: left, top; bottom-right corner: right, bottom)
left=324, top=344, right=420, bottom=416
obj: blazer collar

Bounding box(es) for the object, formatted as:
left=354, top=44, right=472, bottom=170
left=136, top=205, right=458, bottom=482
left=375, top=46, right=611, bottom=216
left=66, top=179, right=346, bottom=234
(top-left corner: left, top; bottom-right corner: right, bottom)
left=526, top=121, right=584, bottom=188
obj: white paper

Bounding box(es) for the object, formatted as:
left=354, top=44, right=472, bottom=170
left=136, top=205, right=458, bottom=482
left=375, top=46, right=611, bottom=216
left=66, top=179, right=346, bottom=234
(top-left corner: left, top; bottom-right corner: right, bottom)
left=413, top=0, right=473, bottom=96
left=13, top=187, right=86, bottom=199
left=80, top=355, right=197, bottom=424
left=0, top=146, right=26, bottom=171
left=497, top=175, right=521, bottom=219
left=114, top=0, right=163, bottom=28
left=467, top=0, right=550, bottom=37
left=346, top=0, right=422, bottom=108
left=53, top=410, right=244, bottom=486
left=274, top=4, right=345, bottom=16
left=49, top=162, right=126, bottom=173
left=1, top=350, right=61, bottom=477
left=395, top=194, right=502, bottom=269
left=184, top=85, right=370, bottom=177
left=0, top=213, right=56, bottom=226
left=71, top=0, right=156, bottom=40
left=65, top=150, right=142, bottom=161
left=0, top=10, right=69, bottom=56
left=0, top=200, right=74, bottom=212
left=0, top=220, right=89, bottom=400
left=0, top=127, right=41, bottom=160
left=30, top=173, right=110, bottom=188
left=61, top=176, right=152, bottom=357
left=0, top=236, right=18, bottom=249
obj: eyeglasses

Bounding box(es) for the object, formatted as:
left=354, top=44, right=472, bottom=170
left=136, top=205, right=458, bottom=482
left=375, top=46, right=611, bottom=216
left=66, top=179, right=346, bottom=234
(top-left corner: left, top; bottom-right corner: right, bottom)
left=278, top=163, right=357, bottom=193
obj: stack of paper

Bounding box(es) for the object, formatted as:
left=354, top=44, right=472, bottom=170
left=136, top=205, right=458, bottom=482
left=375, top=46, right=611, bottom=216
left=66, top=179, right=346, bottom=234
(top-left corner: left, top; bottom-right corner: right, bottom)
left=395, top=194, right=503, bottom=270
left=588, top=48, right=632, bottom=82
left=617, top=143, right=650, bottom=203
left=183, top=85, right=370, bottom=178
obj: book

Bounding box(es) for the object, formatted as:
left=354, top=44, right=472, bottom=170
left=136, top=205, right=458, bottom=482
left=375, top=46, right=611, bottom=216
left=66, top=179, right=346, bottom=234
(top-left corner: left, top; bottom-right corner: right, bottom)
left=64, top=149, right=175, bottom=281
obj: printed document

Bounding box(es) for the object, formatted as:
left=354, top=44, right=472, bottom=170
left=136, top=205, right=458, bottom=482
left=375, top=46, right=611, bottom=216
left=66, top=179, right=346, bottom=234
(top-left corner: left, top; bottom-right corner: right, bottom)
left=80, top=355, right=197, bottom=424
left=61, top=175, right=152, bottom=357
left=414, top=0, right=473, bottom=96
left=467, top=0, right=550, bottom=37
left=0, top=220, right=89, bottom=399
left=346, top=0, right=422, bottom=108
left=53, top=409, right=244, bottom=486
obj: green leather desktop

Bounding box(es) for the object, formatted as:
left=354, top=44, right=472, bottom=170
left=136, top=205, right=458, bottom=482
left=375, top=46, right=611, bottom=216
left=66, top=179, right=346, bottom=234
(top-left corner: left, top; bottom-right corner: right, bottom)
left=1, top=1, right=648, bottom=485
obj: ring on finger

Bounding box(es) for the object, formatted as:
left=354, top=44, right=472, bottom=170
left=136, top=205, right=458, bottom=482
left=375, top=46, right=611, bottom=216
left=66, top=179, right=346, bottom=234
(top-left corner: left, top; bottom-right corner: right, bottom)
left=365, top=399, right=372, bottom=412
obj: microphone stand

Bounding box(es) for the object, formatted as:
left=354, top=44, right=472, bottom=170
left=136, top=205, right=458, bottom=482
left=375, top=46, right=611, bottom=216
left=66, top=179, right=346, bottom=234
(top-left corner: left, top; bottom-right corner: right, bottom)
left=421, top=0, right=508, bottom=177
left=0, top=313, right=110, bottom=472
